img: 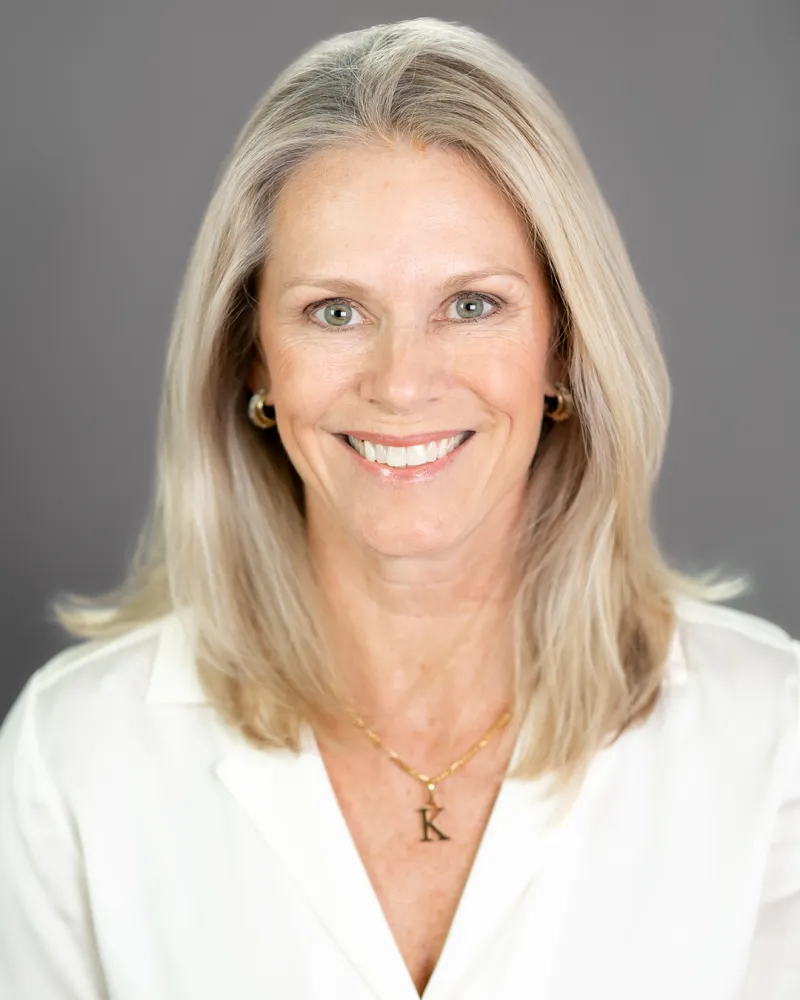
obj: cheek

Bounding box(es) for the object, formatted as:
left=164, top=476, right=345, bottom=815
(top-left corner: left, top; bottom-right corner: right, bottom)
left=458, top=336, right=548, bottom=426
left=267, top=340, right=358, bottom=426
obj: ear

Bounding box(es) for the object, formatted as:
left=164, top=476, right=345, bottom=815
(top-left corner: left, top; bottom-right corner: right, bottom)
left=247, top=360, right=274, bottom=404
left=543, top=302, right=568, bottom=396
left=247, top=279, right=274, bottom=402
left=543, top=350, right=568, bottom=397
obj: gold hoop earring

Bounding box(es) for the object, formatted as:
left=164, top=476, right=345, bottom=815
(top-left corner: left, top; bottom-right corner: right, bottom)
left=543, top=380, right=573, bottom=422
left=247, top=388, right=277, bottom=429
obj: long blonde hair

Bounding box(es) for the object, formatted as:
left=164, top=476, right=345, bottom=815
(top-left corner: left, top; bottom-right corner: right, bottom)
left=52, top=17, right=747, bottom=805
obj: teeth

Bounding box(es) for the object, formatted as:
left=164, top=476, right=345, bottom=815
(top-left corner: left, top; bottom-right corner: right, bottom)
left=406, top=444, right=429, bottom=467
left=346, top=433, right=469, bottom=468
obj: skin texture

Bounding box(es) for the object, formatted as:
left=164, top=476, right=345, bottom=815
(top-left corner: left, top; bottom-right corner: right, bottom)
left=249, top=138, right=563, bottom=995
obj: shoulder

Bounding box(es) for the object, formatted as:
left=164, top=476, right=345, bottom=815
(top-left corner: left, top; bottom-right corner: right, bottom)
left=674, top=594, right=794, bottom=650
left=30, top=615, right=168, bottom=690
left=21, top=616, right=169, bottom=724
left=668, top=596, right=799, bottom=807
left=0, top=616, right=179, bottom=797
left=672, top=595, right=798, bottom=694
left=671, top=596, right=798, bottom=730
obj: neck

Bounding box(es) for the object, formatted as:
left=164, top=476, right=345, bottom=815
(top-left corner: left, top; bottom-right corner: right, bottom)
left=307, top=507, right=521, bottom=748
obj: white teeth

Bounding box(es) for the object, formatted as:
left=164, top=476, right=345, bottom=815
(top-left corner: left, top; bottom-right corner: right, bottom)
left=406, top=444, right=429, bottom=467
left=346, top=432, right=469, bottom=468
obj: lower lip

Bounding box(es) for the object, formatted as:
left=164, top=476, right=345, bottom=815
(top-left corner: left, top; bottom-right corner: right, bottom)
left=336, top=434, right=473, bottom=480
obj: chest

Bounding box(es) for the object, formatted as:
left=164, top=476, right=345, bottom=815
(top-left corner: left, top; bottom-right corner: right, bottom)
left=318, top=746, right=508, bottom=996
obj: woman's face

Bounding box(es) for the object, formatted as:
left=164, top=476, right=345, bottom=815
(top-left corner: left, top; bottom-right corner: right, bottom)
left=252, top=139, right=561, bottom=558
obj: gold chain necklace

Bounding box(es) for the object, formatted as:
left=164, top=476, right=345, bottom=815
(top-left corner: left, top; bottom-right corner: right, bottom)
left=348, top=708, right=513, bottom=842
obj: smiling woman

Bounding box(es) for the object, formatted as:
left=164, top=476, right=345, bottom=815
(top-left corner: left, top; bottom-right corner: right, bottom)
left=250, top=140, right=563, bottom=558
left=1, top=16, right=798, bottom=1000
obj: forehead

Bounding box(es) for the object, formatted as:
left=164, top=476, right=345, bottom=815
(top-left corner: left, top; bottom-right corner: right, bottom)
left=267, top=140, right=536, bottom=273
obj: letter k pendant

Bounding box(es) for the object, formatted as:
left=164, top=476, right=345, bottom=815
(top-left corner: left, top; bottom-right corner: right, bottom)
left=418, top=782, right=451, bottom=842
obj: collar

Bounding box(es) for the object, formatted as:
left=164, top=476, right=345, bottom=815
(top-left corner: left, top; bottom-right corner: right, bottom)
left=145, top=611, right=207, bottom=704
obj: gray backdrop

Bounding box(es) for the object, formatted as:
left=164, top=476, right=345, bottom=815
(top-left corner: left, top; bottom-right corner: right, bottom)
left=1, top=0, right=798, bottom=718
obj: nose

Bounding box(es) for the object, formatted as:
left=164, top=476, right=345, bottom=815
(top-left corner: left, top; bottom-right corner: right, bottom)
left=359, top=323, right=447, bottom=414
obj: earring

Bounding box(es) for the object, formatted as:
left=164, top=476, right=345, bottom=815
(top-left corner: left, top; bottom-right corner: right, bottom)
left=247, top=388, right=277, bottom=429
left=543, top=380, right=573, bottom=422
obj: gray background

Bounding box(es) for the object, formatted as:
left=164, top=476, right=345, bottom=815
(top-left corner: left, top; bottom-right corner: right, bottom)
left=1, top=0, right=798, bottom=718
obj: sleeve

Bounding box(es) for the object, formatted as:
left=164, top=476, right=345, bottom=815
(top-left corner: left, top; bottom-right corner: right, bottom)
left=737, top=638, right=800, bottom=999
left=0, top=671, right=109, bottom=999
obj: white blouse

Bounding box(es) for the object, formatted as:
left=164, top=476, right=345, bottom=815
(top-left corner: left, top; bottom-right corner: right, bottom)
left=0, top=596, right=798, bottom=1000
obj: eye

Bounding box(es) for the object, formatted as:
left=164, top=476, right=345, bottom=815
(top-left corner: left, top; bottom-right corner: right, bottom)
left=303, top=291, right=504, bottom=328
left=306, top=299, right=366, bottom=329
left=446, top=292, right=502, bottom=323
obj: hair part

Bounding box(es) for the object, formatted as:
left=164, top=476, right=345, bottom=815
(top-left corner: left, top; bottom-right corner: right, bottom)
left=52, top=17, right=748, bottom=809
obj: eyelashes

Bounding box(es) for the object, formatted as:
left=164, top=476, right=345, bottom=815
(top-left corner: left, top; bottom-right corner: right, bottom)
left=301, top=291, right=505, bottom=330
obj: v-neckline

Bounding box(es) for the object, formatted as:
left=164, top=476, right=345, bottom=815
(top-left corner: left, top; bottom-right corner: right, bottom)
left=303, top=722, right=527, bottom=998
left=215, top=719, right=608, bottom=1000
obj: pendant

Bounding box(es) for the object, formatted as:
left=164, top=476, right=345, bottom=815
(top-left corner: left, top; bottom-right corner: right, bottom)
left=417, top=781, right=451, bottom=842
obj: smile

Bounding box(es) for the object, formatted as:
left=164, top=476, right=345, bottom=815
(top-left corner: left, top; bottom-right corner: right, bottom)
left=343, top=432, right=472, bottom=468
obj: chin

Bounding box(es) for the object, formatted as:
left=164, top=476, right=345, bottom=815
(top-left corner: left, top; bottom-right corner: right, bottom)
left=353, top=515, right=462, bottom=559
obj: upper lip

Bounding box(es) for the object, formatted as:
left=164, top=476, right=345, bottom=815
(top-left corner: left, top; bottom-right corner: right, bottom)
left=338, top=430, right=472, bottom=447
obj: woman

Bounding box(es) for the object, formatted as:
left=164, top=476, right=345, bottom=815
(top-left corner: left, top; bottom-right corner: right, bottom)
left=0, top=17, right=797, bottom=1000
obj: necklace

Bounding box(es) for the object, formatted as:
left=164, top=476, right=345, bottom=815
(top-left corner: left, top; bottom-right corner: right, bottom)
left=348, top=708, right=513, bottom=842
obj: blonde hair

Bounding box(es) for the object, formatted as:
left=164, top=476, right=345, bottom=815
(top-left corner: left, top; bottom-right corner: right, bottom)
left=52, top=17, right=747, bottom=806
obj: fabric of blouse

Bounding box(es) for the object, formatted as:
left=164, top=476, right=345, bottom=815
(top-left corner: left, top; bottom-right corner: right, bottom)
left=0, top=596, right=798, bottom=1000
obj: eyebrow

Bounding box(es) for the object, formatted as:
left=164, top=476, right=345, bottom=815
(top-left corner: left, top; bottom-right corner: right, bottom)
left=278, top=266, right=530, bottom=298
